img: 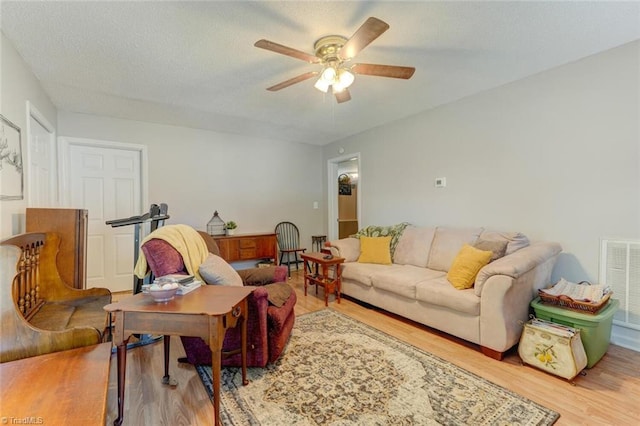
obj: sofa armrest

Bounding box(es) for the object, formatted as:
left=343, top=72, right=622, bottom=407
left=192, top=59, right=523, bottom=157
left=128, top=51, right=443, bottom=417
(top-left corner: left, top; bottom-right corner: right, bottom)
left=238, top=266, right=287, bottom=286
left=474, top=241, right=562, bottom=297
left=479, top=250, right=560, bottom=352
left=326, top=238, right=361, bottom=262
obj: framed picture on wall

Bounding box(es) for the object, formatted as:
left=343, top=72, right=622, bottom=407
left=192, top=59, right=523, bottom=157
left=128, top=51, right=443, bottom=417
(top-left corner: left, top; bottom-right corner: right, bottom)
left=0, top=114, right=24, bottom=200
left=339, top=183, right=352, bottom=195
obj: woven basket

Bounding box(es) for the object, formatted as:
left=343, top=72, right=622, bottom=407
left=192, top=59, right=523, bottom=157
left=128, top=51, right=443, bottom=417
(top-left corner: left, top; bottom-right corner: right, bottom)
left=537, top=290, right=612, bottom=314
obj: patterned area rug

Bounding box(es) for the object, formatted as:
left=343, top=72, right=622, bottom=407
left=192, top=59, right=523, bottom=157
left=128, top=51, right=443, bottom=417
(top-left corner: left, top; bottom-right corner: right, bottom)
left=196, top=309, right=559, bottom=425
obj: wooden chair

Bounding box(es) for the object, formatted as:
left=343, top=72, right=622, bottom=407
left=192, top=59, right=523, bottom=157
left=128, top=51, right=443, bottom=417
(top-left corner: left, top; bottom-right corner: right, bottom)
left=1, top=232, right=112, bottom=363
left=275, top=221, right=307, bottom=277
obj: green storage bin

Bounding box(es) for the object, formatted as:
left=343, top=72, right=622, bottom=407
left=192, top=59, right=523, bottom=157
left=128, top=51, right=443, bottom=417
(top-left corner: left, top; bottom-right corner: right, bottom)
left=530, top=297, right=619, bottom=368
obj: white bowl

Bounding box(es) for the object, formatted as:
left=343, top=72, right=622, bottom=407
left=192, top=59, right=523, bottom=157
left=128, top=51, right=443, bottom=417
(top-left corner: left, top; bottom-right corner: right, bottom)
left=148, top=286, right=178, bottom=302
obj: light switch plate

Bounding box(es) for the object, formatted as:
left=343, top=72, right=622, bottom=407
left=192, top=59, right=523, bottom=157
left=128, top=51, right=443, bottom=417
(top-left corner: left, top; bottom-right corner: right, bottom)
left=435, top=177, right=446, bottom=188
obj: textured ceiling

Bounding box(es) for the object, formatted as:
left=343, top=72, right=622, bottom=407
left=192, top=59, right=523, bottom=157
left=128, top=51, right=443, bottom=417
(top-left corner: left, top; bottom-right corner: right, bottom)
left=2, top=1, right=639, bottom=145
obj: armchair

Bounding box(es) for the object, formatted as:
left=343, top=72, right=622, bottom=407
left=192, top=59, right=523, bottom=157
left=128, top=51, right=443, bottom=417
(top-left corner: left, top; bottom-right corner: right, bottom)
left=136, top=225, right=296, bottom=367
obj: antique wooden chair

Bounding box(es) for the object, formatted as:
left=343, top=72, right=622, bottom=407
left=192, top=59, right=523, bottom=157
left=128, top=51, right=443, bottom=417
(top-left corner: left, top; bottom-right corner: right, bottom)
left=275, top=221, right=307, bottom=277
left=1, top=232, right=112, bottom=363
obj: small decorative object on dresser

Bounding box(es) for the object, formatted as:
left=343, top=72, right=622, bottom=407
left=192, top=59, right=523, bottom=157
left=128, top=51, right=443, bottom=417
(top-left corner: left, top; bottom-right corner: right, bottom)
left=225, top=221, right=238, bottom=235
left=206, top=210, right=225, bottom=235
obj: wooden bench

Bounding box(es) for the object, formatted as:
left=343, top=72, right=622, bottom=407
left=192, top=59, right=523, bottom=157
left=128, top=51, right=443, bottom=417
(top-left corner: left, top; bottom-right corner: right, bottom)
left=1, top=232, right=112, bottom=363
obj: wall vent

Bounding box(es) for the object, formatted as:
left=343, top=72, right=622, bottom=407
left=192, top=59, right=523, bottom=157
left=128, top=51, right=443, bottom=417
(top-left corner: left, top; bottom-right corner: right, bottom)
left=600, top=239, right=640, bottom=331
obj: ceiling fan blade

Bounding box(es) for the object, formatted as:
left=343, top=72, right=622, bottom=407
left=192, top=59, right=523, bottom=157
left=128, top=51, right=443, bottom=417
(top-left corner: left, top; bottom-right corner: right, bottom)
left=255, top=39, right=321, bottom=64
left=266, top=71, right=318, bottom=91
left=340, top=17, right=389, bottom=60
left=352, top=63, right=415, bottom=79
left=334, top=88, right=351, bottom=103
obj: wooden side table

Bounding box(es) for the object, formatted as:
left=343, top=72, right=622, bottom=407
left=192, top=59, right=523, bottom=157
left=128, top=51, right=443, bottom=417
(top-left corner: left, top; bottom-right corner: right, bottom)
left=301, top=252, right=345, bottom=306
left=104, top=285, right=254, bottom=426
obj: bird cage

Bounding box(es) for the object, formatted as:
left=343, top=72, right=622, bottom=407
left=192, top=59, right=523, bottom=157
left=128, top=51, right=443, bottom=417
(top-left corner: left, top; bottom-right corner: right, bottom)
left=206, top=211, right=225, bottom=236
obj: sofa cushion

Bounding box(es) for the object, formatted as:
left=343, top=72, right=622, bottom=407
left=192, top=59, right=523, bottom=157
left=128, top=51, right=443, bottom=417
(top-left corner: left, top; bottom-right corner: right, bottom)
left=427, top=227, right=483, bottom=272
left=329, top=237, right=360, bottom=262
left=352, top=223, right=409, bottom=260
left=415, top=276, right=480, bottom=316
left=341, top=263, right=390, bottom=287
left=141, top=238, right=185, bottom=277
left=199, top=254, right=243, bottom=286
left=358, top=236, right=392, bottom=265
left=473, top=239, right=508, bottom=262
left=478, top=230, right=529, bottom=255
left=371, top=265, right=445, bottom=299
left=447, top=244, right=493, bottom=289
left=393, top=226, right=436, bottom=268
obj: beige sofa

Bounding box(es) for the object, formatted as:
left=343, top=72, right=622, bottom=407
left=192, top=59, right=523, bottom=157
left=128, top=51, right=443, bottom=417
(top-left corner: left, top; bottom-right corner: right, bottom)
left=326, top=226, right=562, bottom=359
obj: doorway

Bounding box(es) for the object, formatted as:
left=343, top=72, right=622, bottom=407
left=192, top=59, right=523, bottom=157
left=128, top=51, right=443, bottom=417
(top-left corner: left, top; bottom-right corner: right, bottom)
left=27, top=102, right=57, bottom=207
left=327, top=153, right=361, bottom=241
left=59, top=137, right=148, bottom=292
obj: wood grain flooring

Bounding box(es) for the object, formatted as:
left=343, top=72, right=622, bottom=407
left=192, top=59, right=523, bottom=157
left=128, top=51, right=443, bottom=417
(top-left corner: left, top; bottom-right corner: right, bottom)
left=106, top=270, right=640, bottom=425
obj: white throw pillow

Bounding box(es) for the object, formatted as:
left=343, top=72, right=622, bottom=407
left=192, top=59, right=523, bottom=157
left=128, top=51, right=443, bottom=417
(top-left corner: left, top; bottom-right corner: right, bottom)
left=199, top=254, right=243, bottom=286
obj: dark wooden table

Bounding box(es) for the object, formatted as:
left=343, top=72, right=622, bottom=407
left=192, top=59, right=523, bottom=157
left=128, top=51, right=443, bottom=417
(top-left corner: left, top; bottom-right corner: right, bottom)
left=0, top=342, right=112, bottom=424
left=301, top=252, right=345, bottom=306
left=104, top=285, right=254, bottom=426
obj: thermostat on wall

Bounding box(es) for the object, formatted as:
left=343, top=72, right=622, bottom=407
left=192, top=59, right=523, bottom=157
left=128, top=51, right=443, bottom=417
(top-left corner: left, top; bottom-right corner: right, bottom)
left=435, top=177, right=446, bottom=188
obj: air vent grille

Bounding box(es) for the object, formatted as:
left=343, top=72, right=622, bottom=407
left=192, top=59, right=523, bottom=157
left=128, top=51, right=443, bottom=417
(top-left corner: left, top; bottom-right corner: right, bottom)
left=600, top=239, right=640, bottom=330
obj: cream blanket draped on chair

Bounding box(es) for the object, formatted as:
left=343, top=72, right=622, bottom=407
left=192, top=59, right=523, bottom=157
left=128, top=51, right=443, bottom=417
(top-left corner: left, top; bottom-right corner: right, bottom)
left=134, top=224, right=209, bottom=282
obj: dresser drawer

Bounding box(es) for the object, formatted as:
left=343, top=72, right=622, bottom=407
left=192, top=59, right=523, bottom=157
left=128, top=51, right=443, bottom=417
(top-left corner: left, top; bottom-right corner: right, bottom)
left=239, top=239, right=257, bottom=249
left=239, top=248, right=257, bottom=259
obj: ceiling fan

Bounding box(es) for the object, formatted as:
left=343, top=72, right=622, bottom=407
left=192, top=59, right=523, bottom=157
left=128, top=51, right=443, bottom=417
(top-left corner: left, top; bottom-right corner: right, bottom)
left=255, top=17, right=415, bottom=103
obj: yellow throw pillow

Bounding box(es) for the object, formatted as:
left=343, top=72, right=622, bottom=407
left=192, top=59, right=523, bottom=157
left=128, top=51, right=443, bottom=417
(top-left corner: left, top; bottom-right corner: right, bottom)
left=358, top=236, right=392, bottom=265
left=447, top=244, right=493, bottom=289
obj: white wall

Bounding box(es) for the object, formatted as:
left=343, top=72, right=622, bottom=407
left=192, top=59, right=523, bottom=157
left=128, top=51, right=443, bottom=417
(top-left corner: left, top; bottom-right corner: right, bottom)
left=323, top=41, right=640, bottom=348
left=57, top=112, right=324, bottom=249
left=0, top=32, right=57, bottom=238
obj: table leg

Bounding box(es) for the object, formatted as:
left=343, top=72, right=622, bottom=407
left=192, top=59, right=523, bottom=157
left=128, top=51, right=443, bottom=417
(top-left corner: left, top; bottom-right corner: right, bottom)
left=336, top=263, right=342, bottom=303
left=114, top=342, right=126, bottom=426
left=240, top=298, right=249, bottom=386
left=303, top=259, right=309, bottom=296
left=209, top=315, right=225, bottom=426
left=322, top=263, right=329, bottom=306
left=112, top=311, right=129, bottom=426
left=161, top=335, right=178, bottom=387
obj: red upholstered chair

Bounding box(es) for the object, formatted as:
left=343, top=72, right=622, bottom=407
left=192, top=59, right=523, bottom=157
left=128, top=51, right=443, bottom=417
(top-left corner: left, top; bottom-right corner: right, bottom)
left=139, top=230, right=296, bottom=367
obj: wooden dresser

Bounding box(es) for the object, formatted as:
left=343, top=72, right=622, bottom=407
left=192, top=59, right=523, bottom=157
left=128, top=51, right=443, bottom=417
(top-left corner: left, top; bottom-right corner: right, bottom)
left=212, top=232, right=278, bottom=265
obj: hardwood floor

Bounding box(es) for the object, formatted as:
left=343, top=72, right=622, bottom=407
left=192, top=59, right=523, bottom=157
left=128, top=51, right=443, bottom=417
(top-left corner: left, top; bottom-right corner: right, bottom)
left=106, top=270, right=640, bottom=425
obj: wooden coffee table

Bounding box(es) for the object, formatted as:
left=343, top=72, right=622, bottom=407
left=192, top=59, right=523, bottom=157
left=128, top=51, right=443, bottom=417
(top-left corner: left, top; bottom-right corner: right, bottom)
left=301, top=252, right=345, bottom=306
left=104, top=285, right=254, bottom=426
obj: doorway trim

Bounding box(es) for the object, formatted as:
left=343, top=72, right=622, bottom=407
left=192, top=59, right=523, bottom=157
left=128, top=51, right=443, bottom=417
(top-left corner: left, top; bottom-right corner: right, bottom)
left=58, top=136, right=149, bottom=208
left=327, top=152, right=361, bottom=241
left=26, top=101, right=57, bottom=206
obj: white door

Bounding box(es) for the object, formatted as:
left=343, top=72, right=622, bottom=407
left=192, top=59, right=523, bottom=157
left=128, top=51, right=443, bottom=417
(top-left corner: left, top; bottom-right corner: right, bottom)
left=27, top=103, right=57, bottom=207
left=67, top=142, right=143, bottom=292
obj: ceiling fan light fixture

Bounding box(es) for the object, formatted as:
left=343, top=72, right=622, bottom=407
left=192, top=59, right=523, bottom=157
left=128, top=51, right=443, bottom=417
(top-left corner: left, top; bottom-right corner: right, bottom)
left=321, top=66, right=337, bottom=82
left=314, top=78, right=330, bottom=93
left=337, top=68, right=355, bottom=88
